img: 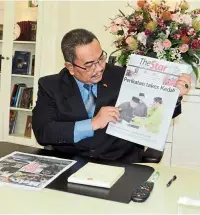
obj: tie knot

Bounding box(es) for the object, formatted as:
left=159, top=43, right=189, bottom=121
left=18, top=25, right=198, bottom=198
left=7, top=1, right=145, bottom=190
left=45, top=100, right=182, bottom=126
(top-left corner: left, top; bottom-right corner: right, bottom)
left=83, top=84, right=92, bottom=91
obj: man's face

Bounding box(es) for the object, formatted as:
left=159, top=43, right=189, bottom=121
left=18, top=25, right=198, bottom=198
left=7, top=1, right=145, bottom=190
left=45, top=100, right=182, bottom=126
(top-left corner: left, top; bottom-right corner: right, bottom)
left=139, top=96, right=145, bottom=101
left=130, top=100, right=139, bottom=108
left=67, top=39, right=106, bottom=84
left=153, top=101, right=160, bottom=108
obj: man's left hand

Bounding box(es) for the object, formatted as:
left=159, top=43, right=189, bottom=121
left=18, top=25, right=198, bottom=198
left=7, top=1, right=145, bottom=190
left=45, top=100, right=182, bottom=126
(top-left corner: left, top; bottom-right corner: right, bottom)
left=175, top=74, right=191, bottom=96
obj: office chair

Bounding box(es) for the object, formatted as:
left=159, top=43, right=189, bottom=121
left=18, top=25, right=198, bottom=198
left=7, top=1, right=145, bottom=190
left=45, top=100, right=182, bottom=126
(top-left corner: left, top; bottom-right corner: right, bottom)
left=141, top=148, right=163, bottom=163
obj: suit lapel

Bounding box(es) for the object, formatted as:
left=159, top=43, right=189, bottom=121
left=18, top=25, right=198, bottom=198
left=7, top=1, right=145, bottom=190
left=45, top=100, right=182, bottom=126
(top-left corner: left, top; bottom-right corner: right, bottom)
left=94, top=80, right=110, bottom=115
left=61, top=71, right=88, bottom=118
left=60, top=67, right=117, bottom=118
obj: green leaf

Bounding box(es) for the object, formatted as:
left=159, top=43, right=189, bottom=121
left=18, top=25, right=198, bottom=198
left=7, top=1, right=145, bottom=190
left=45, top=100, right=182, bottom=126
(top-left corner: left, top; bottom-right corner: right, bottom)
left=171, top=40, right=184, bottom=45
left=118, top=53, right=128, bottom=66
left=117, top=30, right=124, bottom=36
left=182, top=54, right=199, bottom=78
left=141, top=8, right=151, bottom=23
left=191, top=55, right=200, bottom=65
left=118, top=9, right=126, bottom=17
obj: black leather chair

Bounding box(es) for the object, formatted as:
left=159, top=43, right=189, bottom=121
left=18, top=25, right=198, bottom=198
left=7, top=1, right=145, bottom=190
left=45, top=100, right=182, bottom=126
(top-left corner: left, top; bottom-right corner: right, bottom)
left=141, top=148, right=163, bottom=163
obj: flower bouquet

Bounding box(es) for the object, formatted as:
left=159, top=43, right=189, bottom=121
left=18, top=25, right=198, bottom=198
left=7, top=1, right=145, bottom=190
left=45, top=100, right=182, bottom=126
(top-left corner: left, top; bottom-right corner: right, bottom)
left=106, top=0, right=200, bottom=78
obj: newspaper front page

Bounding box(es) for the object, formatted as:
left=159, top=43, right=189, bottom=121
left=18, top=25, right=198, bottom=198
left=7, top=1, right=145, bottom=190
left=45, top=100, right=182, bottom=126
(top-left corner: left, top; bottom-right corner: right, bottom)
left=106, top=54, right=192, bottom=151
left=0, top=151, right=76, bottom=189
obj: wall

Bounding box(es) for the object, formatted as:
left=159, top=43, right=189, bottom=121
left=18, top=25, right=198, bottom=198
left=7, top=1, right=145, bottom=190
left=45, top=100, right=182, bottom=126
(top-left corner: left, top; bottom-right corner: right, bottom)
left=54, top=1, right=134, bottom=73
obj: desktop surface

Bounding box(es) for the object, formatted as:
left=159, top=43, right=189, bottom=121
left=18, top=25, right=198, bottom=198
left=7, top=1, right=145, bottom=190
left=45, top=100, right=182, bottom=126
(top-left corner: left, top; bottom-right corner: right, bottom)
left=0, top=142, right=154, bottom=203
left=0, top=163, right=200, bottom=214
left=0, top=142, right=199, bottom=214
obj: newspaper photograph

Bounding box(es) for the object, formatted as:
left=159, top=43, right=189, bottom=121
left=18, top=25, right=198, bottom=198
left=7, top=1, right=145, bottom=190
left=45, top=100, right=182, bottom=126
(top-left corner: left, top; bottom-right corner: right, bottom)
left=0, top=151, right=76, bottom=189
left=106, top=54, right=192, bottom=151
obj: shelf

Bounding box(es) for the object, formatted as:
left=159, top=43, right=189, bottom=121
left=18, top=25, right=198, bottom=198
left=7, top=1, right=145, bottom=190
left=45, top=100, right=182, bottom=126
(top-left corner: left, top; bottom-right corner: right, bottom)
left=9, top=133, right=31, bottom=140
left=12, top=74, right=34, bottom=78
left=10, top=107, right=32, bottom=112
left=0, top=40, right=36, bottom=44
left=14, top=41, right=36, bottom=44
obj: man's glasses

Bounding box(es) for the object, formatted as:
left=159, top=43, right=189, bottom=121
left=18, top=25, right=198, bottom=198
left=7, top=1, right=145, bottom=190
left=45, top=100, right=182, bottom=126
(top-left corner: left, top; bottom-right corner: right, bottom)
left=72, top=50, right=107, bottom=73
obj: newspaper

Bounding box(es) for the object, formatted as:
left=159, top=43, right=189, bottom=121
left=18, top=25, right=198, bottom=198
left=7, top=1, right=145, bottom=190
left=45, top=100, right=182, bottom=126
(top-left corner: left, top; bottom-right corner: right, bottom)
left=0, top=151, right=76, bottom=189
left=106, top=54, right=192, bottom=151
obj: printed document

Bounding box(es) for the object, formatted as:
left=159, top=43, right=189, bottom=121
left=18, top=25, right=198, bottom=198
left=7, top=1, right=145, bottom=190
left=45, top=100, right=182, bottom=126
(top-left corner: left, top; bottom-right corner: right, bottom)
left=0, top=151, right=76, bottom=189
left=106, top=54, right=192, bottom=151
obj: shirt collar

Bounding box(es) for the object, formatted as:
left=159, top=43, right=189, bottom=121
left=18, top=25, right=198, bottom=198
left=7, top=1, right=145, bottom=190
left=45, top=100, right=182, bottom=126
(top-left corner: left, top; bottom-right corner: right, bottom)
left=74, top=77, right=96, bottom=90
left=74, top=77, right=85, bottom=89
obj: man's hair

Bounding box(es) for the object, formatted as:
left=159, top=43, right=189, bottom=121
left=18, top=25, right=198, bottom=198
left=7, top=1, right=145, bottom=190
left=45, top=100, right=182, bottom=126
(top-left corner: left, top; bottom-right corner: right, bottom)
left=154, top=97, right=162, bottom=104
left=139, top=93, right=145, bottom=97
left=61, top=29, right=98, bottom=63
left=131, top=96, right=140, bottom=104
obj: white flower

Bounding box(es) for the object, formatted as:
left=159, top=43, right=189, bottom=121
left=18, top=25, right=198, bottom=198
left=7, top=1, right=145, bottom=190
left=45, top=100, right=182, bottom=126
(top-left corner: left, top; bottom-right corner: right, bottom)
left=153, top=40, right=164, bottom=53
left=170, top=48, right=182, bottom=62
left=180, top=14, right=192, bottom=26
left=137, top=32, right=147, bottom=46
left=166, top=26, right=170, bottom=38
left=157, top=51, right=167, bottom=60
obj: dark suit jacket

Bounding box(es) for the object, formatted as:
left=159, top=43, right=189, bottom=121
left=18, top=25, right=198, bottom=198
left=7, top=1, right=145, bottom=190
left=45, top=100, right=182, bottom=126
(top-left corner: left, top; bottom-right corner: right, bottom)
left=32, top=64, right=181, bottom=160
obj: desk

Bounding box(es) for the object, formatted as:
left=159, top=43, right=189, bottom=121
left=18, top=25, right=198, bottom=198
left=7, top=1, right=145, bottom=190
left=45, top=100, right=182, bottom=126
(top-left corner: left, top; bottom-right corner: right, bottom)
left=0, top=143, right=200, bottom=213
left=0, top=164, right=199, bottom=214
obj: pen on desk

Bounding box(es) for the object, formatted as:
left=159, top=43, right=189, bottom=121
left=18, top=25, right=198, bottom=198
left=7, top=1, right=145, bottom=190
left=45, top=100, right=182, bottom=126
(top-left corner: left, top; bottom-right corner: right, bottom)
left=166, top=175, right=177, bottom=187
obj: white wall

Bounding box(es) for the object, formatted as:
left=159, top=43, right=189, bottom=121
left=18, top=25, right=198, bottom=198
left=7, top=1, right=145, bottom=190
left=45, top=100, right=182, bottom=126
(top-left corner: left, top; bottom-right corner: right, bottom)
left=54, top=1, right=135, bottom=73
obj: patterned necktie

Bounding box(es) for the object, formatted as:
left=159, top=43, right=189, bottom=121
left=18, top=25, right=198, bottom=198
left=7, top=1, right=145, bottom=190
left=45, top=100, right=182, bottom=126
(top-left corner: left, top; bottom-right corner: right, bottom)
left=83, top=84, right=96, bottom=116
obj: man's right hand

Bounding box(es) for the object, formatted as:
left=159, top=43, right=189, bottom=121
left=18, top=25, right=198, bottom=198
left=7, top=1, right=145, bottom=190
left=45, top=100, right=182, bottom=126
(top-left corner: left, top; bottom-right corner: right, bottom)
left=91, top=106, right=120, bottom=131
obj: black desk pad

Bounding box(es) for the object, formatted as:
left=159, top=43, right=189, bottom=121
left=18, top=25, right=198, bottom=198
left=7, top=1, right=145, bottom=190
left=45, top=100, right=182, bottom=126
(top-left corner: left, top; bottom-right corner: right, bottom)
left=0, top=142, right=154, bottom=204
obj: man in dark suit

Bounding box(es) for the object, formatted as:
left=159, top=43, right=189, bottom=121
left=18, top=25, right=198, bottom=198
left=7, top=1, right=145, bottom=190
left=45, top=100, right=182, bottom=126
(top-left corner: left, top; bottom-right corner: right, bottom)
left=118, top=96, right=146, bottom=123
left=32, top=29, right=191, bottom=163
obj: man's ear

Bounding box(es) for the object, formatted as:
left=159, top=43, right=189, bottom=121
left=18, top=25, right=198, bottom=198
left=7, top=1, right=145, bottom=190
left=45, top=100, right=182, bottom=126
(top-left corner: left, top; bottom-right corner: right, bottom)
left=65, top=62, right=74, bottom=75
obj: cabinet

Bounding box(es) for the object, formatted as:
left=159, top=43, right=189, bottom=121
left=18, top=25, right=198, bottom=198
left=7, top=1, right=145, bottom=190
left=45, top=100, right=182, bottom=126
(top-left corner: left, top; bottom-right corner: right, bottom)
left=159, top=90, right=200, bottom=169
left=160, top=121, right=173, bottom=166
left=171, top=92, right=200, bottom=170
left=0, top=1, right=43, bottom=147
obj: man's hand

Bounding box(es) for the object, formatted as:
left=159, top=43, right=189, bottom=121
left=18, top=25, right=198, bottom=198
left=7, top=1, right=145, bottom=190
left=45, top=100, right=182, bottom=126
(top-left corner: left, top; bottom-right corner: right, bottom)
left=176, top=74, right=191, bottom=96
left=91, top=106, right=120, bottom=130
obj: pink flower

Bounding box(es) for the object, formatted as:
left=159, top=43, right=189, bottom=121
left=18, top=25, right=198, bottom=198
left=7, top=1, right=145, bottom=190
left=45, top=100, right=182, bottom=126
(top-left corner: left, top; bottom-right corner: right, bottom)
left=191, top=39, right=200, bottom=49
left=114, top=17, right=124, bottom=25
left=171, top=13, right=180, bottom=22
left=125, top=36, right=135, bottom=45
left=179, top=44, right=189, bottom=53
left=187, top=28, right=196, bottom=36
left=157, top=18, right=164, bottom=26
left=128, top=26, right=137, bottom=34
left=145, top=29, right=151, bottom=36
left=173, top=34, right=181, bottom=40
left=123, top=19, right=130, bottom=27
left=125, top=36, right=138, bottom=50
left=110, top=24, right=120, bottom=34
left=162, top=39, right=172, bottom=49
left=153, top=40, right=164, bottom=53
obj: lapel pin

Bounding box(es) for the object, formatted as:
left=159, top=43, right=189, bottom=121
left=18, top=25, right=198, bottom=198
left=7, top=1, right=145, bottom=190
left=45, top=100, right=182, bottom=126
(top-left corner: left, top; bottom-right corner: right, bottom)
left=103, top=83, right=108, bottom=87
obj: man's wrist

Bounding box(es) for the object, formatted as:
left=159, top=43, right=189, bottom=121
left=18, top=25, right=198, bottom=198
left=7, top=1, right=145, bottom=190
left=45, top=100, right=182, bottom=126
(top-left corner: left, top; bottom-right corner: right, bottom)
left=177, top=96, right=183, bottom=103
left=91, top=118, right=99, bottom=131
left=176, top=96, right=183, bottom=107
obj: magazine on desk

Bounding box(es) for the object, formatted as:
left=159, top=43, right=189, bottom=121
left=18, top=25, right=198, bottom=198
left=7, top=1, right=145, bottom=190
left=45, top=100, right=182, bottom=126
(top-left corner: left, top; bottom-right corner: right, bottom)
left=106, top=54, right=192, bottom=151
left=0, top=151, right=76, bottom=189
